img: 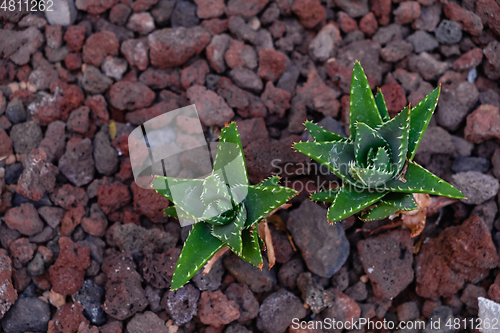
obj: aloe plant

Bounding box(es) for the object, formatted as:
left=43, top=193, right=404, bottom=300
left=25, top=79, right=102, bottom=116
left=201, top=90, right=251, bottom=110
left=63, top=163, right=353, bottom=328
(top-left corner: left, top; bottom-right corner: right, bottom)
left=294, top=61, right=465, bottom=223
left=152, top=122, right=298, bottom=290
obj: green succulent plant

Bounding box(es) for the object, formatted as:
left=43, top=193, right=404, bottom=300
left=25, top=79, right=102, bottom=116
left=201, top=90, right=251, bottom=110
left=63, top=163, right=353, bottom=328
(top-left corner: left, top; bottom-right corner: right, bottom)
left=152, top=122, right=298, bottom=290
left=294, top=61, right=465, bottom=223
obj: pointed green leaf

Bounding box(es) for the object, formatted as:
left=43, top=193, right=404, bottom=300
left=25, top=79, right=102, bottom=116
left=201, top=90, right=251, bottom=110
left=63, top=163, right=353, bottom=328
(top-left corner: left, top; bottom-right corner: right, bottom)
left=171, top=222, right=225, bottom=290
left=348, top=164, right=394, bottom=188
left=349, top=61, right=383, bottom=138
left=305, top=121, right=347, bottom=143
left=384, top=162, right=466, bottom=199
left=327, top=184, right=387, bottom=223
left=164, top=206, right=178, bottom=218
left=293, top=141, right=356, bottom=184
left=310, top=188, right=340, bottom=202
left=201, top=174, right=232, bottom=206
left=372, top=146, right=391, bottom=171
left=375, top=88, right=390, bottom=122
left=258, top=175, right=281, bottom=187
left=211, top=206, right=245, bottom=255
left=377, top=106, right=410, bottom=176
left=380, top=192, right=417, bottom=211
left=360, top=204, right=399, bottom=221
left=240, top=228, right=263, bottom=266
left=153, top=177, right=206, bottom=219
left=407, top=86, right=440, bottom=161
left=354, top=122, right=390, bottom=168
left=213, top=122, right=248, bottom=187
left=243, top=185, right=298, bottom=227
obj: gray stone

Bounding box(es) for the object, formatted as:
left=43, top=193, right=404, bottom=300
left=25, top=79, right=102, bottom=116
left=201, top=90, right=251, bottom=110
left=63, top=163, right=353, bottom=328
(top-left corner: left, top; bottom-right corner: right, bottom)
left=5, top=98, right=26, bottom=124
left=101, top=56, right=128, bottom=81
left=223, top=254, right=276, bottom=293
left=372, top=24, right=403, bottom=46
left=452, top=156, right=490, bottom=174
left=1, top=297, right=51, bottom=333
left=171, top=1, right=199, bottom=28
left=93, top=126, right=119, bottom=176
left=163, top=284, right=200, bottom=326
left=192, top=256, right=225, bottom=291
left=436, top=81, right=479, bottom=131
left=127, top=311, right=168, bottom=333
left=451, top=171, right=499, bottom=205
left=74, top=280, right=106, bottom=325
left=257, top=289, right=307, bottom=333
left=58, top=138, right=95, bottom=187
left=408, top=52, right=448, bottom=81
left=478, top=297, right=500, bottom=333
left=471, top=200, right=498, bottom=231
left=10, top=121, right=43, bottom=155
left=334, top=0, right=369, bottom=18
left=81, top=65, right=113, bottom=95
left=27, top=251, right=45, bottom=276
left=45, top=0, right=77, bottom=26
left=309, top=23, right=341, bottom=62
left=0, top=27, right=45, bottom=65
left=407, top=30, right=439, bottom=53
left=229, top=67, right=263, bottom=93
left=287, top=200, right=350, bottom=278
left=435, top=20, right=462, bottom=45
left=423, top=306, right=454, bottom=333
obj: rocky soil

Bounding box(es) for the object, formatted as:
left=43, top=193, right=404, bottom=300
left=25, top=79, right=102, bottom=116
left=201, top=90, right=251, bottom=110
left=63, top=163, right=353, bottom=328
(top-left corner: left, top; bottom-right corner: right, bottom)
left=0, top=0, right=500, bottom=332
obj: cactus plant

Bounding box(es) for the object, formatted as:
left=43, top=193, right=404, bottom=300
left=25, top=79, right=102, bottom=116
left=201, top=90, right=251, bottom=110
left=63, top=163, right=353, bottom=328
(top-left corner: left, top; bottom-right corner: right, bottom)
left=152, top=122, right=298, bottom=290
left=294, top=61, right=465, bottom=224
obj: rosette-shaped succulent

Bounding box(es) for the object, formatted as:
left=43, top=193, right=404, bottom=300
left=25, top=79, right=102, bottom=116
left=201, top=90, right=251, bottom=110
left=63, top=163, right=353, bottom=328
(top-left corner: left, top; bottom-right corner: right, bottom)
left=294, top=61, right=465, bottom=223
left=152, top=122, right=298, bottom=290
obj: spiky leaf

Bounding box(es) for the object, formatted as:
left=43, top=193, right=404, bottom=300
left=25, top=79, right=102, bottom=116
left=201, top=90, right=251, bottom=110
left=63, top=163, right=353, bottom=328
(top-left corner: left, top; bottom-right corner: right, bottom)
left=375, top=88, right=390, bottom=122
left=310, top=188, right=340, bottom=202
left=213, top=122, right=248, bottom=187
left=380, top=192, right=417, bottom=211
left=154, top=177, right=206, bottom=219
left=377, top=106, right=410, bottom=175
left=360, top=204, right=399, bottom=221
left=349, top=61, right=383, bottom=138
left=305, top=121, right=347, bottom=143
left=171, top=222, right=225, bottom=290
left=240, top=228, right=263, bottom=266
left=211, top=205, right=245, bottom=254
left=258, top=175, right=281, bottom=187
left=354, top=122, right=390, bottom=168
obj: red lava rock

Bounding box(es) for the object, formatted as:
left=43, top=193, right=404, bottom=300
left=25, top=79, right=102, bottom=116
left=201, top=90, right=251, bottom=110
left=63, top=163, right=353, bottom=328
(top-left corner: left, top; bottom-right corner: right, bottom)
left=67, top=106, right=90, bottom=134
left=75, top=0, right=117, bottom=14
left=0, top=128, right=12, bottom=156
left=195, top=0, right=225, bottom=18
left=139, top=68, right=182, bottom=91
left=125, top=99, right=180, bottom=125
left=110, top=3, right=132, bottom=25
left=236, top=117, right=269, bottom=147
left=476, top=0, right=500, bottom=37
left=257, top=49, right=287, bottom=82
left=50, top=184, right=88, bottom=210
left=49, top=237, right=91, bottom=296
left=269, top=21, right=286, bottom=38
left=65, top=53, right=82, bottom=71
left=261, top=81, right=291, bottom=118
left=16, top=149, right=58, bottom=202
left=9, top=238, right=36, bottom=266
left=320, top=288, right=361, bottom=323
left=416, top=215, right=499, bottom=300
left=131, top=182, right=169, bottom=223
left=57, top=83, right=85, bottom=121
left=337, top=11, right=358, bottom=33
left=82, top=31, right=120, bottom=67
left=358, top=230, right=414, bottom=300
left=50, top=302, right=89, bottom=333
left=5, top=203, right=44, bottom=236
left=483, top=41, right=500, bottom=80
left=102, top=249, right=148, bottom=320
left=380, top=82, right=407, bottom=117
left=120, top=38, right=149, bottom=71
left=181, top=59, right=210, bottom=90
left=81, top=203, right=108, bottom=237
left=394, top=1, right=421, bottom=25
left=97, top=182, right=131, bottom=215
left=108, top=81, right=155, bottom=111
left=186, top=85, right=234, bottom=126
left=64, top=26, right=86, bottom=52
left=460, top=284, right=486, bottom=309
left=371, top=0, right=391, bottom=25
left=148, top=27, right=211, bottom=68
left=464, top=104, right=500, bottom=144
left=201, top=18, right=229, bottom=35
left=444, top=3, right=483, bottom=36
left=380, top=40, right=414, bottom=63
left=359, top=12, right=378, bottom=36
left=291, top=0, right=326, bottom=29
left=225, top=283, right=259, bottom=323
left=488, top=275, right=500, bottom=303
left=225, top=0, right=268, bottom=18
left=61, top=206, right=85, bottom=236
left=84, top=94, right=109, bottom=126
left=296, top=68, right=341, bottom=117
left=239, top=93, right=267, bottom=118
left=269, top=224, right=294, bottom=263
left=216, top=77, right=249, bottom=110
left=131, top=0, right=157, bottom=11
left=198, top=290, right=240, bottom=326
left=453, top=48, right=483, bottom=71
left=224, top=40, right=257, bottom=70
left=0, top=249, right=17, bottom=320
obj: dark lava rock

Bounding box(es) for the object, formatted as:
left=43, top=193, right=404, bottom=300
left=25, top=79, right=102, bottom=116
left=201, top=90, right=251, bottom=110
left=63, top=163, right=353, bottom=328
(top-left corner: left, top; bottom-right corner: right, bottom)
left=423, top=306, right=454, bottom=333
left=93, top=127, right=119, bottom=176
left=162, top=283, right=200, bottom=326
left=257, top=288, right=307, bottom=333
left=358, top=229, right=414, bottom=300
left=225, top=283, right=259, bottom=323
left=5, top=98, right=26, bottom=124
left=452, top=156, right=490, bottom=173
left=407, top=30, right=439, bottom=54
left=416, top=215, right=499, bottom=299
left=9, top=121, right=43, bottom=155
left=16, top=149, right=58, bottom=202
left=0, top=249, right=17, bottom=320
left=451, top=171, right=499, bottom=205
left=435, top=20, right=462, bottom=44
left=1, top=297, right=49, bottom=333
left=192, top=255, right=225, bottom=291
left=140, top=246, right=180, bottom=289
left=127, top=311, right=168, bottom=333
left=436, top=81, right=479, bottom=132
left=4, top=163, right=23, bottom=185
left=198, top=290, right=240, bottom=326
left=171, top=1, right=199, bottom=28
left=278, top=256, right=305, bottom=290
left=223, top=254, right=276, bottom=293
left=58, top=138, right=95, bottom=187
left=297, top=272, right=335, bottom=313
left=108, top=81, right=155, bottom=111
left=74, top=280, right=106, bottom=325
left=287, top=200, right=349, bottom=278
left=0, top=27, right=44, bottom=65
left=81, top=65, right=112, bottom=94
left=114, top=223, right=177, bottom=256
